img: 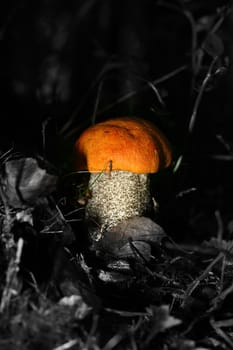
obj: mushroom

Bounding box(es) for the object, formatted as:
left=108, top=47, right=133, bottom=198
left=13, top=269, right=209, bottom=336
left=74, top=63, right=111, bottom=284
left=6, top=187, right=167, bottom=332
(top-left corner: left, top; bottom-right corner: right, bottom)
left=74, top=117, right=172, bottom=241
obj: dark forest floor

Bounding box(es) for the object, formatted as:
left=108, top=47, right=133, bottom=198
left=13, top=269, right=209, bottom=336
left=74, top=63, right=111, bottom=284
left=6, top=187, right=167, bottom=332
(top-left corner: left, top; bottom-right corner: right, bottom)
left=1, top=1, right=233, bottom=349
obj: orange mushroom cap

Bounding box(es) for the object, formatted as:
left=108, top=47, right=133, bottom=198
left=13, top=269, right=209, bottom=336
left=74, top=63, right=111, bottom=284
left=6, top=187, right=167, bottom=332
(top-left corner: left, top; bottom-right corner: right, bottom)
left=74, top=117, right=172, bottom=174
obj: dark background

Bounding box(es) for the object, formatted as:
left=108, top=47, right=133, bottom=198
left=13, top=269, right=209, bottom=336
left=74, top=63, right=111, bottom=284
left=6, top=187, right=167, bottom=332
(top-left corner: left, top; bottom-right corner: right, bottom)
left=1, top=0, right=233, bottom=243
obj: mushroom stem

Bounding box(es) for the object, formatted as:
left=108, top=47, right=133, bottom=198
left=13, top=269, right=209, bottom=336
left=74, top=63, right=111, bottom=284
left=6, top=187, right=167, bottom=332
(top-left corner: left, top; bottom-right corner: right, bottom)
left=86, top=171, right=151, bottom=234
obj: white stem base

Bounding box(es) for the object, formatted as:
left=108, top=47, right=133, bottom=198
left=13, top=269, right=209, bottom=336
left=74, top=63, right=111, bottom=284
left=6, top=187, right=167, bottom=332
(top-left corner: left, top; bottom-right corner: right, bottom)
left=86, top=171, right=151, bottom=231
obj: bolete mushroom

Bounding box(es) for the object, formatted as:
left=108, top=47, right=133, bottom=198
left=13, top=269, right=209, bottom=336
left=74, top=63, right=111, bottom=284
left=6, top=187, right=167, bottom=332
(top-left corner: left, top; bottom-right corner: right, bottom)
left=74, top=117, right=172, bottom=240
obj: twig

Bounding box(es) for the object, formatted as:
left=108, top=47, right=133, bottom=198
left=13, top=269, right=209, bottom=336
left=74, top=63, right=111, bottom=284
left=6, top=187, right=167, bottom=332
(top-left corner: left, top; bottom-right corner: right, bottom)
left=104, top=308, right=147, bottom=317
left=62, top=63, right=187, bottom=139
left=219, top=254, right=226, bottom=300
left=98, top=65, right=187, bottom=115
left=188, top=56, right=218, bottom=133
left=212, top=279, right=233, bottom=307
left=0, top=146, right=14, bottom=162
left=91, top=80, right=104, bottom=125
left=210, top=155, right=233, bottom=161
left=0, top=183, right=15, bottom=253
left=102, top=332, right=126, bottom=350
left=176, top=187, right=197, bottom=198
left=84, top=313, right=99, bottom=349
left=212, top=318, right=233, bottom=328
left=215, top=210, right=224, bottom=241
left=53, top=339, right=79, bottom=350
left=101, top=319, right=143, bottom=350
left=157, top=1, right=197, bottom=86
left=183, top=10, right=198, bottom=80
left=59, top=61, right=126, bottom=135
left=207, top=5, right=233, bottom=38
left=172, top=155, right=183, bottom=173
left=132, top=74, right=165, bottom=106
left=0, top=238, right=24, bottom=312
left=211, top=319, right=233, bottom=349
left=216, top=134, right=232, bottom=153
left=42, top=116, right=52, bottom=155
left=182, top=252, right=224, bottom=307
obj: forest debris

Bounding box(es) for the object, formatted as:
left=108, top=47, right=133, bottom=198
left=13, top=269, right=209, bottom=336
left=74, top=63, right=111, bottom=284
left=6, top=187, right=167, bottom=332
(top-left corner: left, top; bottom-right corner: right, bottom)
left=0, top=238, right=24, bottom=312
left=92, top=216, right=165, bottom=260
left=2, top=157, right=57, bottom=208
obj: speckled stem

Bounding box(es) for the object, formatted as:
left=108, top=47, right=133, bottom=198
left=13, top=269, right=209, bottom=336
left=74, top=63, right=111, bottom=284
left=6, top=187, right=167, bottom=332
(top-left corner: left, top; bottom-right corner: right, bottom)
left=86, top=171, right=151, bottom=233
